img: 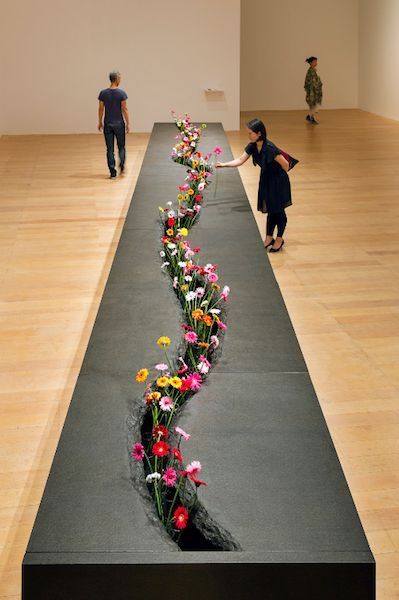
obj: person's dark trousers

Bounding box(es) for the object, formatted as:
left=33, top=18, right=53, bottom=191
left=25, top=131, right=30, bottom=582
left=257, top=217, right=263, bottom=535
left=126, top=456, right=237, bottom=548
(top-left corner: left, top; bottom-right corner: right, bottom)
left=104, top=122, right=126, bottom=174
left=266, top=210, right=287, bottom=237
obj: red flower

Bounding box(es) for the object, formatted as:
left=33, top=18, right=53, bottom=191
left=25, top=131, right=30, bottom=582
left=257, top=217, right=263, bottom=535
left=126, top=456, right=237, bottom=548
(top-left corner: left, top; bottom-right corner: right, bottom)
left=152, top=441, right=170, bottom=457
left=195, top=195, right=202, bottom=201
left=180, top=471, right=206, bottom=486
left=167, top=217, right=175, bottom=227
left=172, top=447, right=183, bottom=462
left=179, top=377, right=191, bottom=392
left=193, top=247, right=201, bottom=253
left=153, top=425, right=169, bottom=440
left=173, top=506, right=189, bottom=530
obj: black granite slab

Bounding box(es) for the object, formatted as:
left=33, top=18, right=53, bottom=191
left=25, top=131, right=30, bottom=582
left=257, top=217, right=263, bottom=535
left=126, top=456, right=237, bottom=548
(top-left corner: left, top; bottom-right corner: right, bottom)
left=22, top=123, right=375, bottom=599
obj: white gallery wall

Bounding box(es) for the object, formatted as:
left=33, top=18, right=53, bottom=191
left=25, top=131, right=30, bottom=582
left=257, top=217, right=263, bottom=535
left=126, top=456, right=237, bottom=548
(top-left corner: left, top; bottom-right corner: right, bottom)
left=241, top=0, right=359, bottom=111
left=359, top=0, right=399, bottom=121
left=0, top=0, right=240, bottom=134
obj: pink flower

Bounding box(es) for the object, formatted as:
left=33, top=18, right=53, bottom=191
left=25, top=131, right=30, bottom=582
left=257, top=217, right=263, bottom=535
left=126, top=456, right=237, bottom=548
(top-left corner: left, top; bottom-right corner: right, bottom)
left=208, top=272, right=219, bottom=283
left=176, top=426, right=190, bottom=441
left=162, top=467, right=177, bottom=487
left=195, top=287, right=205, bottom=298
left=178, top=356, right=189, bottom=375
left=214, top=147, right=223, bottom=155
left=186, top=460, right=202, bottom=476
left=185, top=331, right=198, bottom=343
left=133, top=443, right=145, bottom=461
left=187, top=372, right=203, bottom=391
left=197, top=355, right=211, bottom=374
left=210, top=335, right=219, bottom=349
left=155, top=363, right=168, bottom=371
left=173, top=276, right=178, bottom=289
left=160, top=396, right=174, bottom=411
left=218, top=321, right=227, bottom=330
left=220, top=285, right=230, bottom=301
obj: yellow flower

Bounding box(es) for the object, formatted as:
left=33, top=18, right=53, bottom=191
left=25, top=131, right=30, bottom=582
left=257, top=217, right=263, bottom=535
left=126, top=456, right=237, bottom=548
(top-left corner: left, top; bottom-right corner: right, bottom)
left=201, top=123, right=207, bottom=128
left=135, top=368, right=149, bottom=383
left=179, top=228, right=188, bottom=237
left=169, top=376, right=182, bottom=389
left=183, top=194, right=189, bottom=201
left=157, top=336, right=171, bottom=348
left=191, top=160, right=198, bottom=168
left=166, top=228, right=174, bottom=236
left=177, top=194, right=184, bottom=201
left=181, top=284, right=189, bottom=292
left=213, top=313, right=220, bottom=323
left=147, top=391, right=161, bottom=404
left=158, top=206, right=165, bottom=213
left=188, top=189, right=194, bottom=195
left=192, top=309, right=204, bottom=320
left=211, top=283, right=221, bottom=291
left=157, top=376, right=169, bottom=388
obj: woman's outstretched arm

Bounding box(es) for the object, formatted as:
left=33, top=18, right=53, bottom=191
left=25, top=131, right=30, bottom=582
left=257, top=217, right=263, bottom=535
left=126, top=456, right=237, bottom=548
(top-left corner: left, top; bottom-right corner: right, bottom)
left=215, top=152, right=250, bottom=168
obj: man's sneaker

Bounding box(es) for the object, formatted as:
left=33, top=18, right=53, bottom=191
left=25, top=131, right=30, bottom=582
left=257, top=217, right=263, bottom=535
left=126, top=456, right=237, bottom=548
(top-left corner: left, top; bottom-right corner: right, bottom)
left=120, top=163, right=125, bottom=174
left=110, top=168, right=117, bottom=178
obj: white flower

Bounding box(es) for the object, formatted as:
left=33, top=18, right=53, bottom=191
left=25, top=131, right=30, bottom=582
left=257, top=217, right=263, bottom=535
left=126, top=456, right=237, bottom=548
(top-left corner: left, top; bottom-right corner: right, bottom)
left=197, top=361, right=210, bottom=374
left=167, top=243, right=176, bottom=250
left=201, top=300, right=209, bottom=306
left=209, top=308, right=221, bottom=314
left=146, top=472, right=161, bottom=483
left=178, top=261, right=187, bottom=268
left=168, top=210, right=175, bottom=218
left=194, top=205, right=201, bottom=213
left=161, top=262, right=170, bottom=269
left=210, top=335, right=219, bottom=349
left=171, top=249, right=177, bottom=256
left=160, top=251, right=166, bottom=258
left=167, top=201, right=173, bottom=206
left=185, top=291, right=196, bottom=302
left=184, top=275, right=192, bottom=282
left=196, top=287, right=205, bottom=298
left=198, top=182, right=205, bottom=191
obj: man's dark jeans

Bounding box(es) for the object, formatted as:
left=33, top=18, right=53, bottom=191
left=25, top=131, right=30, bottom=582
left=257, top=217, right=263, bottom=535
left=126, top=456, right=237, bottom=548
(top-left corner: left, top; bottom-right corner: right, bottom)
left=104, top=122, right=126, bottom=173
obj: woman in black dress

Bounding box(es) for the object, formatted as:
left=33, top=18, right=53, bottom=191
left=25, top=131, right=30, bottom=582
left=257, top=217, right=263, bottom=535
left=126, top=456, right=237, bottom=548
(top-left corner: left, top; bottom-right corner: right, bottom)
left=215, top=118, right=293, bottom=252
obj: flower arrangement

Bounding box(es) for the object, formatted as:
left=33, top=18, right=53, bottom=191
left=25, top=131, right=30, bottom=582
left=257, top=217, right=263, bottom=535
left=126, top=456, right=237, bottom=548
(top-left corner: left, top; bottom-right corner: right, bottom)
left=132, top=113, right=230, bottom=544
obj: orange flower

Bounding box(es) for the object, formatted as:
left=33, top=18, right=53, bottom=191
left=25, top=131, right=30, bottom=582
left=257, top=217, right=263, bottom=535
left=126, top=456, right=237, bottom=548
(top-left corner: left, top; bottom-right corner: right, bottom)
left=188, top=189, right=194, bottom=195
left=135, top=368, right=149, bottom=383
left=211, top=283, right=221, bottom=291
left=166, top=228, right=174, bottom=236
left=202, top=314, right=213, bottom=327
left=197, top=342, right=210, bottom=348
left=192, top=309, right=204, bottom=320
left=181, top=284, right=189, bottom=292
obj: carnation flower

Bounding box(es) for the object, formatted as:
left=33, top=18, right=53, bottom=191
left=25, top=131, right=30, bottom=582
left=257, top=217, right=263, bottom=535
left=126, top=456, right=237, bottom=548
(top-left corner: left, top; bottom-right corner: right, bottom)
left=160, top=396, right=174, bottom=411
left=218, top=321, right=227, bottom=330
left=135, top=368, right=149, bottom=383
left=175, top=426, right=190, bottom=441
left=186, top=460, right=202, bottom=476
left=214, top=147, right=223, bottom=155
left=209, top=308, right=221, bottom=315
left=220, top=285, right=230, bottom=301
left=155, top=363, right=168, bottom=371
left=185, top=291, right=196, bottom=302
left=172, top=447, right=183, bottom=462
left=208, top=272, right=219, bottom=283
left=146, top=472, right=161, bottom=483
left=210, top=335, right=219, bottom=349
left=152, top=441, right=170, bottom=457
left=162, top=467, right=177, bottom=487
left=185, top=331, right=198, bottom=343
left=195, top=287, right=205, bottom=298
left=187, top=372, right=202, bottom=391
left=133, top=443, right=145, bottom=461
left=173, top=506, right=189, bottom=530
left=178, top=261, right=187, bottom=268
left=197, top=355, right=211, bottom=374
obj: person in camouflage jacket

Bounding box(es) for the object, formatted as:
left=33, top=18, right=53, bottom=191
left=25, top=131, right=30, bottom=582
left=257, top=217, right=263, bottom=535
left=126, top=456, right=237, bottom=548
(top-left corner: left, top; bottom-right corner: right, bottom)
left=304, top=56, right=322, bottom=124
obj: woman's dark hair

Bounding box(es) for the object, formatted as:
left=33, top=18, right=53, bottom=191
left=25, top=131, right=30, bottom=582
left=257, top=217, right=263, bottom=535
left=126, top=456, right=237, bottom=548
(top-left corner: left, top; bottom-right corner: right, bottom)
left=247, top=118, right=267, bottom=141
left=305, top=56, right=317, bottom=64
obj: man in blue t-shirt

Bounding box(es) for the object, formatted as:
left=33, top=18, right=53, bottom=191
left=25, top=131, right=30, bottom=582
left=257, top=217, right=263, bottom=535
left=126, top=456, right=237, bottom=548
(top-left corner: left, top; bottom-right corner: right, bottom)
left=98, top=71, right=130, bottom=178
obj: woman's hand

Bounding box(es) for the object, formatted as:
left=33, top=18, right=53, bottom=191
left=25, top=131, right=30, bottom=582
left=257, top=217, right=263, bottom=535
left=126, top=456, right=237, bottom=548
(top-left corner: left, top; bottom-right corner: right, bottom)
left=215, top=161, right=224, bottom=168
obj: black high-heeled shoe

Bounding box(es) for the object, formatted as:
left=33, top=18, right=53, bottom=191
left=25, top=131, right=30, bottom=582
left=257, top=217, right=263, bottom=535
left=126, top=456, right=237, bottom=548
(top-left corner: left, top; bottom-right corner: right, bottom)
left=264, top=238, right=275, bottom=249
left=269, top=240, right=285, bottom=253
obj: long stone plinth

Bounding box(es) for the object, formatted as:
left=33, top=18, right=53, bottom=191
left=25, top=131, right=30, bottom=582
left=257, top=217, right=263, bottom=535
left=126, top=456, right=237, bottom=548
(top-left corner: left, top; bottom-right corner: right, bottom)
left=22, top=124, right=375, bottom=599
